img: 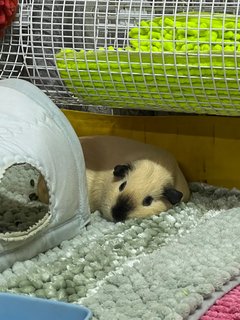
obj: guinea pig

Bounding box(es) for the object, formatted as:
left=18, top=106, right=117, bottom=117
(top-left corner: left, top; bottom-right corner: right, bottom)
left=80, top=136, right=190, bottom=221
left=35, top=135, right=190, bottom=222
left=35, top=174, right=49, bottom=204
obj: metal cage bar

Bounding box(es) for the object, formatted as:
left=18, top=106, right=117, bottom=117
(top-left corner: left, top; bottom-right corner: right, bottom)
left=1, top=0, right=240, bottom=115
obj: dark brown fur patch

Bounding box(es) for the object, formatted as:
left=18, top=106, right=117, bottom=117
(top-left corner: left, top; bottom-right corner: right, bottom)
left=29, top=193, right=38, bottom=201
left=111, top=194, right=135, bottom=222
left=113, top=163, right=133, bottom=179
left=163, top=187, right=183, bottom=205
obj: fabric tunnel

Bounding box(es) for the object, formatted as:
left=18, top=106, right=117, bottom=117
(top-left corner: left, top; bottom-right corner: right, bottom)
left=0, top=79, right=90, bottom=271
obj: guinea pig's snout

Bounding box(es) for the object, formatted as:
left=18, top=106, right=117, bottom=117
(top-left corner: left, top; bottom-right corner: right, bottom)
left=111, top=194, right=134, bottom=222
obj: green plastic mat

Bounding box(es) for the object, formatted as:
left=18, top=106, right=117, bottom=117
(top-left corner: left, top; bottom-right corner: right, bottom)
left=56, top=13, right=240, bottom=115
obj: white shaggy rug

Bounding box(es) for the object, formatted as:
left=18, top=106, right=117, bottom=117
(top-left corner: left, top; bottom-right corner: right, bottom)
left=1, top=164, right=240, bottom=319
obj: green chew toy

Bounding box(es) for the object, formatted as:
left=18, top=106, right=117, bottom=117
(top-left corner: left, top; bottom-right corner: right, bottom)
left=55, top=13, right=240, bottom=115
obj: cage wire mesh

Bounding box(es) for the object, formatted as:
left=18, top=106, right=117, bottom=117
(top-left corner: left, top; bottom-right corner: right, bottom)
left=1, top=0, right=240, bottom=115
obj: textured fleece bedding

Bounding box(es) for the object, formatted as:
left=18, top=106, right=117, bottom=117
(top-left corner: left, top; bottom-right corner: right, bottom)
left=1, top=164, right=240, bottom=319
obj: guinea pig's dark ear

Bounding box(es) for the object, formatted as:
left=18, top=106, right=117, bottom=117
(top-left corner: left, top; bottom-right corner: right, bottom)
left=163, top=187, right=183, bottom=205
left=113, top=163, right=132, bottom=179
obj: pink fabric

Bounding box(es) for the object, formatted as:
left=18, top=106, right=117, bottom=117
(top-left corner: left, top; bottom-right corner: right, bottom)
left=200, top=285, right=240, bottom=320
left=0, top=0, right=18, bottom=37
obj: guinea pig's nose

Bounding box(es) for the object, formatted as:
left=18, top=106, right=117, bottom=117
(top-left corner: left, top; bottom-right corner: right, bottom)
left=111, top=206, right=128, bottom=222
left=111, top=194, right=134, bottom=222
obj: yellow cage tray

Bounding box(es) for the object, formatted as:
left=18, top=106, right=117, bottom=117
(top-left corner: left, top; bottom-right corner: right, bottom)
left=63, top=109, right=240, bottom=190
left=57, top=13, right=240, bottom=115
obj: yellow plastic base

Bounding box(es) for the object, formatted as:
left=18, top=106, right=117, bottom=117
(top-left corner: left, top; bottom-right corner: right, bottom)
left=63, top=109, right=240, bottom=190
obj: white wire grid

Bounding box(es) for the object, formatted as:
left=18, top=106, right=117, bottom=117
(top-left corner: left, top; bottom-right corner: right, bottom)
left=1, top=0, right=240, bottom=114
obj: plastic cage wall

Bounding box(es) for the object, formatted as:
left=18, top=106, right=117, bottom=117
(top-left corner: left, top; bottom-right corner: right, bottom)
left=1, top=0, right=240, bottom=115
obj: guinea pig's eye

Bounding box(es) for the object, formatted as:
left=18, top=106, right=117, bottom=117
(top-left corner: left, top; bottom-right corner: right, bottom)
left=142, top=196, right=153, bottom=206
left=119, top=181, right=127, bottom=192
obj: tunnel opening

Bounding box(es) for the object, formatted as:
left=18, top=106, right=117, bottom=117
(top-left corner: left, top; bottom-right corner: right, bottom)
left=0, top=163, right=49, bottom=236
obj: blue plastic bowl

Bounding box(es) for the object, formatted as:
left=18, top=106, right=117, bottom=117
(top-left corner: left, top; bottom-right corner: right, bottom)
left=0, top=293, right=92, bottom=320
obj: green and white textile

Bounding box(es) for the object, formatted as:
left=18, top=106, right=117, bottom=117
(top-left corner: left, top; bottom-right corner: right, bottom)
left=1, top=162, right=240, bottom=320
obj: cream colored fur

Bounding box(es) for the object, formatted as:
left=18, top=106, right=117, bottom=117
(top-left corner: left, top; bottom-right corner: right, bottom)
left=37, top=174, right=49, bottom=205
left=37, top=136, right=190, bottom=221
